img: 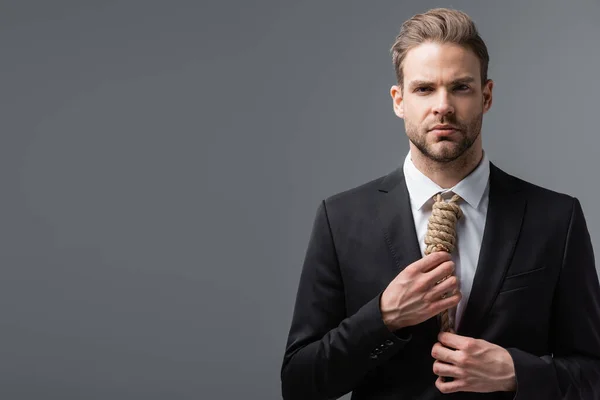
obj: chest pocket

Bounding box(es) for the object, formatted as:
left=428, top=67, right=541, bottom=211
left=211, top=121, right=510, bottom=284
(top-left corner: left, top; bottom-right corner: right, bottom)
left=498, top=266, right=548, bottom=294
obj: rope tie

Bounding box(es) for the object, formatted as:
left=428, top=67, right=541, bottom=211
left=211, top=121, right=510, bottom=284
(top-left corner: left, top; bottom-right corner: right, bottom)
left=424, top=193, right=463, bottom=333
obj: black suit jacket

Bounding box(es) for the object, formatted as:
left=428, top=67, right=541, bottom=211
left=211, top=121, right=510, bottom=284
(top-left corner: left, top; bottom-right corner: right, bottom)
left=281, top=162, right=600, bottom=399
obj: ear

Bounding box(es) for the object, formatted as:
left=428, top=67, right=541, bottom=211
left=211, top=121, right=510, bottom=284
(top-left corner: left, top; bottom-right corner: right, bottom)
left=390, top=85, right=405, bottom=119
left=482, top=79, right=494, bottom=113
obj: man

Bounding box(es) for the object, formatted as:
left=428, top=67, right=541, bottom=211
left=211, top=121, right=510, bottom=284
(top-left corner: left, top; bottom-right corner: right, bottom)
left=281, top=8, right=600, bottom=400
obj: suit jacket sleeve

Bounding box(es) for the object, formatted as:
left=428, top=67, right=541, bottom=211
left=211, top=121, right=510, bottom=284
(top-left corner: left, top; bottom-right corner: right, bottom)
left=506, top=197, right=600, bottom=399
left=280, top=200, right=412, bottom=400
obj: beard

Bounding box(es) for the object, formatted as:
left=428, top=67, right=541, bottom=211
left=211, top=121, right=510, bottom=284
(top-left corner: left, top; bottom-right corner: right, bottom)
left=405, top=112, right=483, bottom=163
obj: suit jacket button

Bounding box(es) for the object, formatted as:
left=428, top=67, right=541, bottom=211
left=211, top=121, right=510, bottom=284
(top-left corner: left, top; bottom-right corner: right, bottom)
left=385, top=340, right=394, bottom=346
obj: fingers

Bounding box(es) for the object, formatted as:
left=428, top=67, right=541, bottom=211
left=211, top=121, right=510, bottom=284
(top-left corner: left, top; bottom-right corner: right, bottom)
left=423, top=260, right=455, bottom=286
left=438, top=332, right=474, bottom=351
left=424, top=275, right=459, bottom=303
left=411, top=251, right=452, bottom=273
left=431, top=291, right=462, bottom=315
left=435, top=375, right=466, bottom=394
left=432, top=360, right=464, bottom=379
left=431, top=342, right=463, bottom=365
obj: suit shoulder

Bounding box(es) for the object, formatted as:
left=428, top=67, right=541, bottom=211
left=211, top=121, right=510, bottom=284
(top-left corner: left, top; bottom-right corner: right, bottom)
left=321, top=172, right=389, bottom=211
left=498, top=166, right=575, bottom=210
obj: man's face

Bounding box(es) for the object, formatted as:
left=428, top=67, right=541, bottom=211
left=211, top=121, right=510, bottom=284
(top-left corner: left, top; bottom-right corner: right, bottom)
left=391, top=42, right=493, bottom=163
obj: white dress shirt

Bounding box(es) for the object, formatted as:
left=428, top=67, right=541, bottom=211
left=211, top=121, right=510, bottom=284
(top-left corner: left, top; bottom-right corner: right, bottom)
left=402, top=151, right=490, bottom=329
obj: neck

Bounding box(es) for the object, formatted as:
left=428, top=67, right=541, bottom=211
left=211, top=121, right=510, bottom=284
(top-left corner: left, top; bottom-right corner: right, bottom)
left=409, top=144, right=483, bottom=189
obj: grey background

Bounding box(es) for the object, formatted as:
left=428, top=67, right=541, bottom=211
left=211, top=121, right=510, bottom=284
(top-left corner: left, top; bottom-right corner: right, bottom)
left=1, top=0, right=599, bottom=399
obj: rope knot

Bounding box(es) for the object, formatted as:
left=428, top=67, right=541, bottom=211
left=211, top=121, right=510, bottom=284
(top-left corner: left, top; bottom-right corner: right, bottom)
left=424, top=193, right=463, bottom=255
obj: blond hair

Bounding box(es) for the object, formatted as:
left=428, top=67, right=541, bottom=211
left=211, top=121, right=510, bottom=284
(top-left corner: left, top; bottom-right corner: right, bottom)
left=391, top=8, right=489, bottom=88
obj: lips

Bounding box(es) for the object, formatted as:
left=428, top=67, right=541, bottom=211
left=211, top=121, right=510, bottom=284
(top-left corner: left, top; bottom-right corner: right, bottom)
left=430, top=128, right=457, bottom=135
left=429, top=124, right=460, bottom=138
left=430, top=125, right=458, bottom=131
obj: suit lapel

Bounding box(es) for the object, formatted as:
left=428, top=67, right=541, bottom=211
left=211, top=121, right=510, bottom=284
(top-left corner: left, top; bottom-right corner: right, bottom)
left=376, top=166, right=422, bottom=276
left=376, top=167, right=441, bottom=334
left=456, top=163, right=527, bottom=337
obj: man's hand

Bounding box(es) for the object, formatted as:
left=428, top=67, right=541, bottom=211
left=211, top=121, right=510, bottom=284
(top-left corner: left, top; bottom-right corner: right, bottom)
left=380, top=251, right=461, bottom=331
left=431, top=332, right=517, bottom=394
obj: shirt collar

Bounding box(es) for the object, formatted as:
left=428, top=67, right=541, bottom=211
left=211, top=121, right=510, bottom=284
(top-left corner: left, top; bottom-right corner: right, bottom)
left=402, top=150, right=490, bottom=210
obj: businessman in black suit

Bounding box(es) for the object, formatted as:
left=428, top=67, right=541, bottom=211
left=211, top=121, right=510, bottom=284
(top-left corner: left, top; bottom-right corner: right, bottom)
left=281, top=7, right=600, bottom=400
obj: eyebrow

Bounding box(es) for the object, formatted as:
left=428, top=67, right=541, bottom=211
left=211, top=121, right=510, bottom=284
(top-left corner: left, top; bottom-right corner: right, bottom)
left=407, top=76, right=476, bottom=91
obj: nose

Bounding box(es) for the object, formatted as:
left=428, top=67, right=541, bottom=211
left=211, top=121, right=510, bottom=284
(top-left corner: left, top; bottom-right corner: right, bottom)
left=432, top=90, right=454, bottom=117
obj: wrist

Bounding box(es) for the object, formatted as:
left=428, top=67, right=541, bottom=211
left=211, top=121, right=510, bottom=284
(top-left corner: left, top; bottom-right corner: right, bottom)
left=379, top=290, right=395, bottom=330
left=501, top=349, right=517, bottom=391
left=501, top=376, right=517, bottom=392
left=379, top=290, right=406, bottom=331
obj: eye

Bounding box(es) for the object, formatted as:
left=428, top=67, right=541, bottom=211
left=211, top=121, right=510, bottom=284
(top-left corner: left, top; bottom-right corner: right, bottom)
left=414, top=86, right=433, bottom=93
left=454, top=84, right=470, bottom=92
